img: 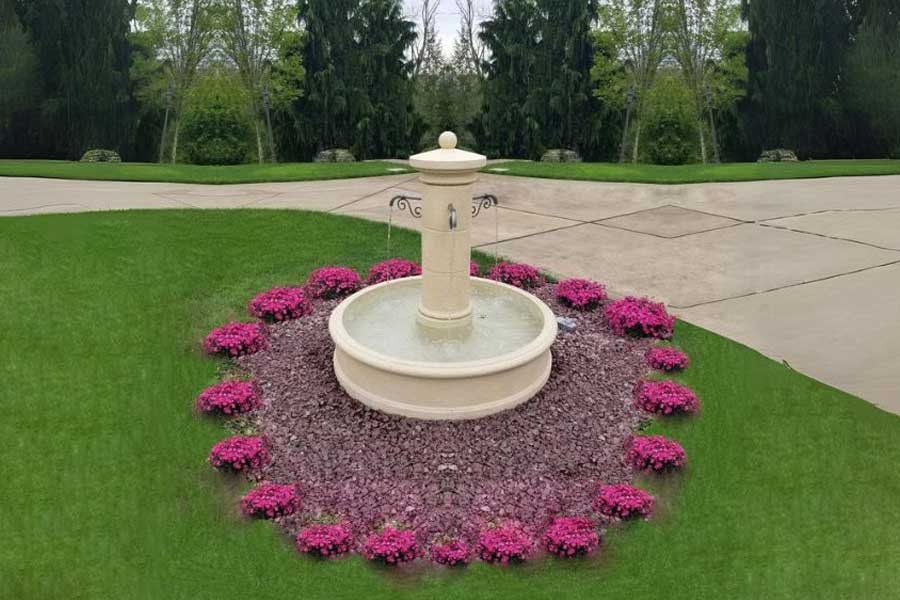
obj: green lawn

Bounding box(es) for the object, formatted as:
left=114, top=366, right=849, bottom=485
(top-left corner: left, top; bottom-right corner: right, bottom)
left=1, top=210, right=898, bottom=599
left=0, top=159, right=412, bottom=184
left=487, top=159, right=900, bottom=184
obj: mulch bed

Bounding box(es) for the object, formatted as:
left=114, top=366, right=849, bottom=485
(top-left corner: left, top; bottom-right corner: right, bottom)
left=239, top=284, right=652, bottom=545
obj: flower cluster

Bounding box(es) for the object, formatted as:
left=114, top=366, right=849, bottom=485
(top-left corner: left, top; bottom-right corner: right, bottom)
left=305, top=266, right=362, bottom=299
left=296, top=523, right=354, bottom=558
left=469, top=261, right=481, bottom=277
left=248, top=287, right=313, bottom=322
left=626, top=436, right=687, bottom=473
left=362, top=526, right=419, bottom=565
left=430, top=539, right=471, bottom=567
left=635, top=380, right=700, bottom=416
left=475, top=522, right=535, bottom=564
left=604, top=296, right=675, bottom=339
left=555, top=278, right=607, bottom=311
left=543, top=516, right=600, bottom=558
left=487, top=262, right=545, bottom=289
left=366, top=258, right=421, bottom=284
left=208, top=436, right=270, bottom=472
left=196, top=380, right=261, bottom=416
left=203, top=321, right=267, bottom=357
left=594, top=485, right=655, bottom=520
left=240, top=484, right=302, bottom=519
left=646, top=347, right=690, bottom=372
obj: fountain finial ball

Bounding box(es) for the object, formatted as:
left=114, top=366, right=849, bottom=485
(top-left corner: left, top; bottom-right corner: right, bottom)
left=438, top=131, right=457, bottom=150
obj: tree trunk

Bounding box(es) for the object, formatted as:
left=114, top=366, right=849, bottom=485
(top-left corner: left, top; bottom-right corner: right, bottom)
left=255, top=119, right=264, bottom=164
left=632, top=120, right=641, bottom=163
left=699, top=121, right=707, bottom=163
left=171, top=118, right=180, bottom=164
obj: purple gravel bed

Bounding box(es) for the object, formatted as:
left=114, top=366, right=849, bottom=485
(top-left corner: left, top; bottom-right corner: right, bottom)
left=239, top=285, right=652, bottom=546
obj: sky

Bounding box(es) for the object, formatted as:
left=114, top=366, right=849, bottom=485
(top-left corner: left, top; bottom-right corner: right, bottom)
left=406, top=0, right=491, bottom=56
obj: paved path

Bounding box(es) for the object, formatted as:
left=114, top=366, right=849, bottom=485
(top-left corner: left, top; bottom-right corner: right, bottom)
left=3, top=173, right=899, bottom=414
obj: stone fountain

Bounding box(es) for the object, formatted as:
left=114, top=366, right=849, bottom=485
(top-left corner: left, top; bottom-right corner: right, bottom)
left=328, top=132, right=557, bottom=419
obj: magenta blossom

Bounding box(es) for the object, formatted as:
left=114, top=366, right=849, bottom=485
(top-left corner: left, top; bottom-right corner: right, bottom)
left=203, top=321, right=267, bottom=357
left=305, top=266, right=362, bottom=299
left=605, top=296, right=675, bottom=339
left=635, top=380, right=700, bottom=416
left=487, top=262, right=545, bottom=289
left=208, top=436, right=270, bottom=472
left=366, top=258, right=422, bottom=284
left=296, top=523, right=354, bottom=558
left=362, top=526, right=419, bottom=565
left=241, top=484, right=302, bottom=519
left=555, top=278, right=607, bottom=311
left=475, top=522, right=535, bottom=564
left=430, top=538, right=471, bottom=567
left=196, top=380, right=261, bottom=416
left=646, top=346, right=690, bottom=371
left=543, top=516, right=600, bottom=558
left=469, top=261, right=481, bottom=277
left=594, top=484, right=655, bottom=520
left=248, top=286, right=313, bottom=322
left=626, top=435, right=687, bottom=473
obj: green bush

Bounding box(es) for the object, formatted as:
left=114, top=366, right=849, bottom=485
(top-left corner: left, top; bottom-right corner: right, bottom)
left=181, top=72, right=253, bottom=165
left=641, top=70, right=698, bottom=165
left=80, top=149, right=121, bottom=163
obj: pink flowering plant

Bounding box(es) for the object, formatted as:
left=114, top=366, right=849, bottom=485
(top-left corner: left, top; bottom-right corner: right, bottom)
left=555, top=278, right=607, bottom=311
left=366, top=258, right=422, bottom=284
left=594, top=484, right=655, bottom=520
left=604, top=296, right=675, bottom=339
left=248, top=286, right=313, bottom=322
left=627, top=436, right=687, bottom=473
left=475, top=522, right=535, bottom=564
left=646, top=347, right=690, bottom=372
left=362, top=525, right=419, bottom=565
left=203, top=321, right=267, bottom=357
left=469, top=261, right=481, bottom=277
left=305, top=266, right=362, bottom=299
left=488, top=262, right=545, bottom=289
left=296, top=523, right=354, bottom=558
left=196, top=380, right=261, bottom=416
left=543, top=516, right=600, bottom=558
left=430, top=538, right=471, bottom=567
left=240, top=483, right=302, bottom=519
left=208, top=436, right=270, bottom=472
left=635, top=380, right=700, bottom=415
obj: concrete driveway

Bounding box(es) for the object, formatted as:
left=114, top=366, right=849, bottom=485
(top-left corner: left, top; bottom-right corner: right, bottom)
left=2, top=173, right=899, bottom=414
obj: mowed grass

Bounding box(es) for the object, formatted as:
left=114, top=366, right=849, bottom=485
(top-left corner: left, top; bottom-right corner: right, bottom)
left=488, top=158, right=900, bottom=184
left=0, top=159, right=412, bottom=184
left=1, top=210, right=898, bottom=599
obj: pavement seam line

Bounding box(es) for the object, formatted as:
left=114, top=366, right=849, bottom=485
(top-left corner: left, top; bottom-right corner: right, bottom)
left=757, top=222, right=900, bottom=253
left=327, top=175, right=420, bottom=213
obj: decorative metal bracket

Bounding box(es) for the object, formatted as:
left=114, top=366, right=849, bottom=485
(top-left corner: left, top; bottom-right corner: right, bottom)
left=389, top=194, right=498, bottom=220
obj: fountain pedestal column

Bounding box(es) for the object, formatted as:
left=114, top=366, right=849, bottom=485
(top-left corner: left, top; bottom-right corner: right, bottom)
left=409, top=131, right=486, bottom=329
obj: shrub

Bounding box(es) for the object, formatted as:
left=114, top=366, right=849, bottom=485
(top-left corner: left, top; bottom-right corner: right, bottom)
left=470, top=261, right=481, bottom=277
left=488, top=262, right=545, bottom=289
left=430, top=538, right=471, bottom=567
left=646, top=347, right=690, bottom=371
left=248, top=286, right=313, bottom=322
left=203, top=321, right=267, bottom=357
left=240, top=484, right=302, bottom=519
left=605, top=296, right=675, bottom=339
left=555, top=278, right=607, bottom=310
left=80, top=149, right=121, bottom=163
left=541, top=149, right=582, bottom=163
left=362, top=526, right=419, bottom=565
left=305, top=267, right=362, bottom=300
left=475, top=522, right=534, bottom=564
left=208, top=436, right=270, bottom=472
left=366, top=258, right=421, bottom=284
left=181, top=72, right=253, bottom=165
left=543, top=516, right=599, bottom=558
left=635, top=380, right=700, bottom=416
left=196, top=380, right=261, bottom=416
left=296, top=523, right=354, bottom=558
left=758, top=149, right=799, bottom=162
left=313, top=148, right=356, bottom=162
left=594, top=485, right=655, bottom=520
left=626, top=436, right=687, bottom=473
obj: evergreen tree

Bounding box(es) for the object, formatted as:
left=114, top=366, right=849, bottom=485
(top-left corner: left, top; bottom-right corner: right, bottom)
left=740, top=0, right=850, bottom=158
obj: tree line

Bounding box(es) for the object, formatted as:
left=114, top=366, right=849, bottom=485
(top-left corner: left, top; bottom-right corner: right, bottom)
left=0, top=0, right=897, bottom=163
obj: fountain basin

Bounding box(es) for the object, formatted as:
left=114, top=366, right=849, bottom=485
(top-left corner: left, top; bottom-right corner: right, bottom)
left=329, top=276, right=557, bottom=420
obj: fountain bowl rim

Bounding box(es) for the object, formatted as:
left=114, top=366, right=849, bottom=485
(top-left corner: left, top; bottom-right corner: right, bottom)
left=328, top=276, right=557, bottom=379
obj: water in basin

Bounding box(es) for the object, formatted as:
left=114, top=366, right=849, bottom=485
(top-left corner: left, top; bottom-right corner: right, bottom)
left=342, top=280, right=544, bottom=363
